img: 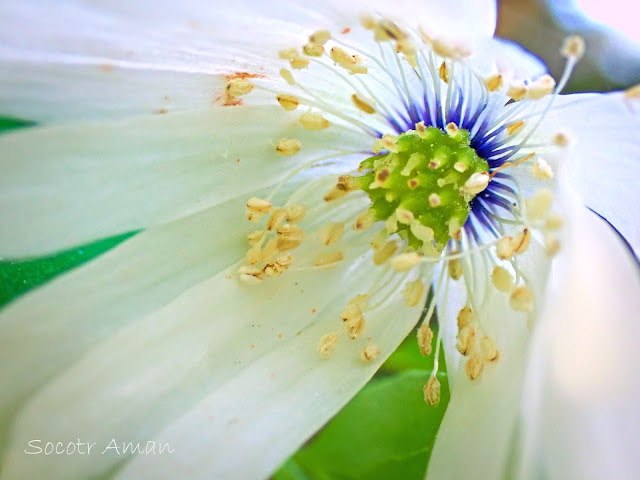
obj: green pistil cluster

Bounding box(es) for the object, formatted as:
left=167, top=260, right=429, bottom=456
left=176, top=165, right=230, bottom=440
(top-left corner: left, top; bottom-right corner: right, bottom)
left=354, top=126, right=489, bottom=250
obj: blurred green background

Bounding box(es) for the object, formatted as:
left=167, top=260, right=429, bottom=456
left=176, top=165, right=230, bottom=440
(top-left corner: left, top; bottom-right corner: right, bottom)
left=1, top=0, right=638, bottom=479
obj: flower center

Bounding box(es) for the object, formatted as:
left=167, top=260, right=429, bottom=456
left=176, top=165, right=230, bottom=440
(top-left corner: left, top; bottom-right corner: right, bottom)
left=352, top=125, right=489, bottom=250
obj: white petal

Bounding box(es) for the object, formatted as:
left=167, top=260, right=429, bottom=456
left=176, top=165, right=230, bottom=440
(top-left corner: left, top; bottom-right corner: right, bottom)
left=2, top=244, right=427, bottom=480
left=0, top=105, right=368, bottom=258
left=0, top=0, right=496, bottom=122
left=516, top=204, right=640, bottom=480
left=542, top=91, right=640, bottom=256
left=0, top=191, right=258, bottom=420
left=427, top=237, right=551, bottom=479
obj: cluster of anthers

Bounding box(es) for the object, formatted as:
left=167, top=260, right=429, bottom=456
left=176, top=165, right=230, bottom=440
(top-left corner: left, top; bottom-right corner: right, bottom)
left=230, top=14, right=587, bottom=406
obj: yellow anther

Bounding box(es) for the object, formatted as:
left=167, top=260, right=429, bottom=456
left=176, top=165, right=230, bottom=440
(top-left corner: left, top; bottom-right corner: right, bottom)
left=318, top=333, right=339, bottom=358
left=351, top=94, right=376, bottom=114
left=507, top=81, right=528, bottom=101
left=510, top=285, right=534, bottom=312
left=433, top=38, right=472, bottom=59
left=303, top=42, right=324, bottom=57
left=354, top=209, right=376, bottom=231
left=263, top=253, right=294, bottom=277
left=506, top=120, right=525, bottom=136
left=309, top=29, right=331, bottom=45
left=361, top=343, right=381, bottom=362
left=373, top=240, right=398, bottom=265
left=275, top=138, right=301, bottom=156
left=460, top=172, right=490, bottom=196
left=410, top=220, right=434, bottom=243
left=480, top=336, right=499, bottom=362
left=624, top=83, right=640, bottom=101
left=390, top=252, right=422, bottom=272
left=545, top=214, right=564, bottom=231
left=290, top=57, right=310, bottom=69
left=276, top=223, right=304, bottom=251
left=445, top=221, right=461, bottom=242
left=280, top=68, right=296, bottom=86
left=284, top=204, right=306, bottom=223
left=278, top=48, right=299, bottom=60
left=417, top=322, right=433, bottom=356
left=485, top=74, right=503, bottom=92
left=323, top=186, right=348, bottom=202
left=496, top=236, right=517, bottom=260
left=526, top=75, right=556, bottom=100
left=456, top=325, right=476, bottom=356
left=299, top=112, right=330, bottom=130
left=457, top=306, right=473, bottom=329
left=246, top=197, right=272, bottom=222
left=320, top=222, right=345, bottom=246
left=396, top=39, right=417, bottom=67
left=371, top=229, right=389, bottom=251
left=330, top=47, right=367, bottom=74
left=336, top=175, right=360, bottom=192
left=247, top=229, right=266, bottom=246
left=561, top=35, right=585, bottom=60
left=404, top=278, right=425, bottom=307
left=360, top=14, right=377, bottom=30
left=424, top=376, right=441, bottom=406
left=545, top=234, right=562, bottom=256
left=245, top=242, right=262, bottom=266
left=439, top=61, right=449, bottom=83
left=266, top=208, right=287, bottom=231
left=374, top=19, right=408, bottom=41
left=313, top=250, right=345, bottom=267
left=491, top=265, right=514, bottom=292
left=552, top=132, right=571, bottom=147
left=526, top=189, right=554, bottom=221
left=276, top=93, right=300, bottom=111
left=225, top=78, right=254, bottom=97
left=345, top=315, right=365, bottom=339
left=465, top=354, right=484, bottom=380
left=513, top=228, right=531, bottom=254
left=448, top=258, right=463, bottom=280
left=532, top=157, right=554, bottom=180
left=260, top=237, right=279, bottom=263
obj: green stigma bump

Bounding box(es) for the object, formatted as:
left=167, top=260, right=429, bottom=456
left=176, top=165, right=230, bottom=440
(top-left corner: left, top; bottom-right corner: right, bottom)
left=353, top=125, right=489, bottom=251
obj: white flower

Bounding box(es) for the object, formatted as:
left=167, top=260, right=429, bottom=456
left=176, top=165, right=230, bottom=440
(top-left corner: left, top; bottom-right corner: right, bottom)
left=0, top=1, right=639, bottom=480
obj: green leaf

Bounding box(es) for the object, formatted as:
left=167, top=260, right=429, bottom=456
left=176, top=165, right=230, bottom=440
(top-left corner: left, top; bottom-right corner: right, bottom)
left=0, top=232, right=137, bottom=308
left=279, top=369, right=449, bottom=480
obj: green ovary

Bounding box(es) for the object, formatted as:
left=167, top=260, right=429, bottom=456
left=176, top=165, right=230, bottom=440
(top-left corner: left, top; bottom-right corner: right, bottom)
left=355, top=127, right=489, bottom=250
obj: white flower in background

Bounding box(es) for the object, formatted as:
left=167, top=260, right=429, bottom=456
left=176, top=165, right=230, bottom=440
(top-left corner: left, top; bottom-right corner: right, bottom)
left=0, top=1, right=639, bottom=479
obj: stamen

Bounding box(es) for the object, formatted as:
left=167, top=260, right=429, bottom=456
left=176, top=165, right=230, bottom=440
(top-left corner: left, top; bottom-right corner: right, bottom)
left=318, top=333, right=339, bottom=358
left=532, top=157, right=554, bottom=179
left=351, top=94, right=376, bottom=114
left=276, top=93, right=300, bottom=111
left=417, top=322, right=434, bottom=356
left=424, top=375, right=441, bottom=406
left=361, top=343, right=381, bottom=362
left=275, top=138, right=302, bottom=156
left=491, top=265, right=514, bottom=292
left=300, top=112, right=330, bottom=130
left=509, top=285, right=534, bottom=312
left=320, top=222, right=345, bottom=246
left=465, top=354, right=484, bottom=380
left=313, top=251, right=345, bottom=267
